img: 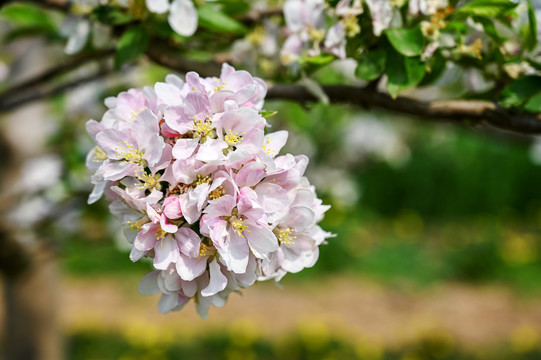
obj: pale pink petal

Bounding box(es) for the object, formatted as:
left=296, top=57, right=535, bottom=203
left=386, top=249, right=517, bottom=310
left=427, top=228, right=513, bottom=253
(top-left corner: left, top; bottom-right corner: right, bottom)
left=138, top=271, right=161, bottom=295
left=175, top=227, right=201, bottom=257
left=153, top=236, right=179, bottom=270
left=245, top=225, right=278, bottom=258
left=201, top=258, right=227, bottom=296
left=175, top=253, right=207, bottom=281
left=172, top=138, right=199, bottom=160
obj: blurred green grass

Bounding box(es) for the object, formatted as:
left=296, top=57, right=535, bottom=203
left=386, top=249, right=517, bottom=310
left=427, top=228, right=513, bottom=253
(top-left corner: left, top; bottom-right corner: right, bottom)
left=67, top=326, right=541, bottom=360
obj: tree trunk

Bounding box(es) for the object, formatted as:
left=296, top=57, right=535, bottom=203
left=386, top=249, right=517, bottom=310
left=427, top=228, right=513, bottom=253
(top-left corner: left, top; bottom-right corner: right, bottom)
left=3, top=244, right=63, bottom=360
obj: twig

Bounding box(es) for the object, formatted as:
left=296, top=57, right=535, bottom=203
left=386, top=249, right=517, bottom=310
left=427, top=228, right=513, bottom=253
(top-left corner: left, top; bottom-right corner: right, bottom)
left=0, top=67, right=113, bottom=112
left=0, top=49, right=114, bottom=100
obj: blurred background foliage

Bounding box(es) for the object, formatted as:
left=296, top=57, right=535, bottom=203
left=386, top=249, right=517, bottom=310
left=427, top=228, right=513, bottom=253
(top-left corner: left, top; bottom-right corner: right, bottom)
left=3, top=0, right=541, bottom=358
left=40, top=62, right=541, bottom=358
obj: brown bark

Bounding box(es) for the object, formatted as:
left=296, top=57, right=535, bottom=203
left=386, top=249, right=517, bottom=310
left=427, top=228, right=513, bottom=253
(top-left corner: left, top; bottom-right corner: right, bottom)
left=3, top=244, right=63, bottom=360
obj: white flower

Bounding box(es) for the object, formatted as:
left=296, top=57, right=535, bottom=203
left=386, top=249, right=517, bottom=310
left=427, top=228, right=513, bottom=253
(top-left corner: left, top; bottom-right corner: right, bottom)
left=146, top=0, right=198, bottom=37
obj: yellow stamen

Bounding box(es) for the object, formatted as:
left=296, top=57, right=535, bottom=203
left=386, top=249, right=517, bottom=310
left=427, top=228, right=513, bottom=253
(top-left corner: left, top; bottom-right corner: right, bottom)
left=262, top=138, right=276, bottom=157
left=193, top=116, right=214, bottom=137
left=156, top=228, right=167, bottom=241
left=137, top=171, right=162, bottom=190
left=231, top=217, right=249, bottom=237
left=92, top=146, right=108, bottom=162
left=116, top=142, right=145, bottom=164
left=124, top=217, right=148, bottom=231
left=213, top=81, right=228, bottom=93
left=277, top=228, right=296, bottom=245
left=129, top=107, right=147, bottom=121
left=209, top=186, right=225, bottom=200
left=198, top=243, right=216, bottom=258
left=308, top=26, right=325, bottom=43
left=193, top=174, right=211, bottom=186
left=343, top=16, right=360, bottom=37
left=224, top=129, right=244, bottom=146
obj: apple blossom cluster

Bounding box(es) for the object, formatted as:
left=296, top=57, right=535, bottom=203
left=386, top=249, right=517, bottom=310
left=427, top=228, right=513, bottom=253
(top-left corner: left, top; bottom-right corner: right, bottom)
left=281, top=0, right=450, bottom=65
left=86, top=64, right=332, bottom=318
left=281, top=0, right=362, bottom=65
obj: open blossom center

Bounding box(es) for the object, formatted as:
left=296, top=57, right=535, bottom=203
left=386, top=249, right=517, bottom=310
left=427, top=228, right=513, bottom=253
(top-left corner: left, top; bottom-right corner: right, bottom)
left=224, top=129, right=244, bottom=146
left=116, top=142, right=145, bottom=164
left=124, top=217, right=148, bottom=231
left=193, top=116, right=214, bottom=138
left=276, top=227, right=296, bottom=245
left=155, top=227, right=167, bottom=241
left=213, top=81, right=227, bottom=93
left=199, top=242, right=216, bottom=258
left=230, top=216, right=249, bottom=237
left=193, top=174, right=211, bottom=186
left=93, top=146, right=108, bottom=162
left=138, top=171, right=162, bottom=190
left=209, top=186, right=225, bottom=200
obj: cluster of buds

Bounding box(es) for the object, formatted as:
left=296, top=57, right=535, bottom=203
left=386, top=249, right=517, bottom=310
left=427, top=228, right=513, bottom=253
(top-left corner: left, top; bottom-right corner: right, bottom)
left=86, top=64, right=332, bottom=317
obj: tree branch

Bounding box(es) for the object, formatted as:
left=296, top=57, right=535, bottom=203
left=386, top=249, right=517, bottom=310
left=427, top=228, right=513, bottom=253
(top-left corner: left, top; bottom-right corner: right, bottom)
left=0, top=67, right=114, bottom=112
left=0, top=49, right=114, bottom=101
left=2, top=43, right=541, bottom=135
left=266, top=85, right=541, bottom=134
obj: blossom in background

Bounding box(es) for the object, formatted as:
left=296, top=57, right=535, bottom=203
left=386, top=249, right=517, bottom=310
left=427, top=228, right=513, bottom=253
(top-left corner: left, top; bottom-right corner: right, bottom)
left=62, top=0, right=198, bottom=54
left=145, top=0, right=198, bottom=37
left=86, top=64, right=332, bottom=318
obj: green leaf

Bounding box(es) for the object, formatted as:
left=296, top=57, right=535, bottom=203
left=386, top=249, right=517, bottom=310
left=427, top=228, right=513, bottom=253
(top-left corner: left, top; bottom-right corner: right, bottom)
left=524, top=0, right=538, bottom=51
left=472, top=17, right=506, bottom=42
left=114, top=26, right=149, bottom=69
left=0, top=3, right=56, bottom=30
left=92, top=5, right=133, bottom=25
left=355, top=48, right=386, bottom=81
left=524, top=92, right=541, bottom=113
left=499, top=76, right=541, bottom=108
left=299, top=54, right=335, bottom=66
left=384, top=27, right=425, bottom=57
left=212, top=0, right=251, bottom=15
left=386, top=51, right=426, bottom=98
left=260, top=110, right=278, bottom=119
left=197, top=6, right=247, bottom=35
left=457, top=0, right=518, bottom=17
left=419, top=52, right=446, bottom=86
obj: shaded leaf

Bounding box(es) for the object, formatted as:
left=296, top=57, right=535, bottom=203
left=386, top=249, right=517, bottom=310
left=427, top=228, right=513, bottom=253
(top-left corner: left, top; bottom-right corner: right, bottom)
left=524, top=92, right=541, bottom=113
left=197, top=6, right=247, bottom=34
left=524, top=0, right=537, bottom=51
left=92, top=5, right=133, bottom=25
left=386, top=50, right=426, bottom=98
left=0, top=3, right=56, bottom=31
left=260, top=110, right=278, bottom=119
left=499, top=75, right=541, bottom=108
left=300, top=54, right=335, bottom=66
left=457, top=0, right=518, bottom=17
left=385, top=27, right=425, bottom=57
left=114, top=26, right=149, bottom=69
left=355, top=48, right=386, bottom=81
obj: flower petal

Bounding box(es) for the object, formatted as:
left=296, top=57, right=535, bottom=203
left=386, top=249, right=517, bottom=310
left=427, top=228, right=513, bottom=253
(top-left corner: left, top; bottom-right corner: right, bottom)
left=138, top=271, right=161, bottom=295
left=201, top=258, right=227, bottom=296
left=168, top=0, right=198, bottom=37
